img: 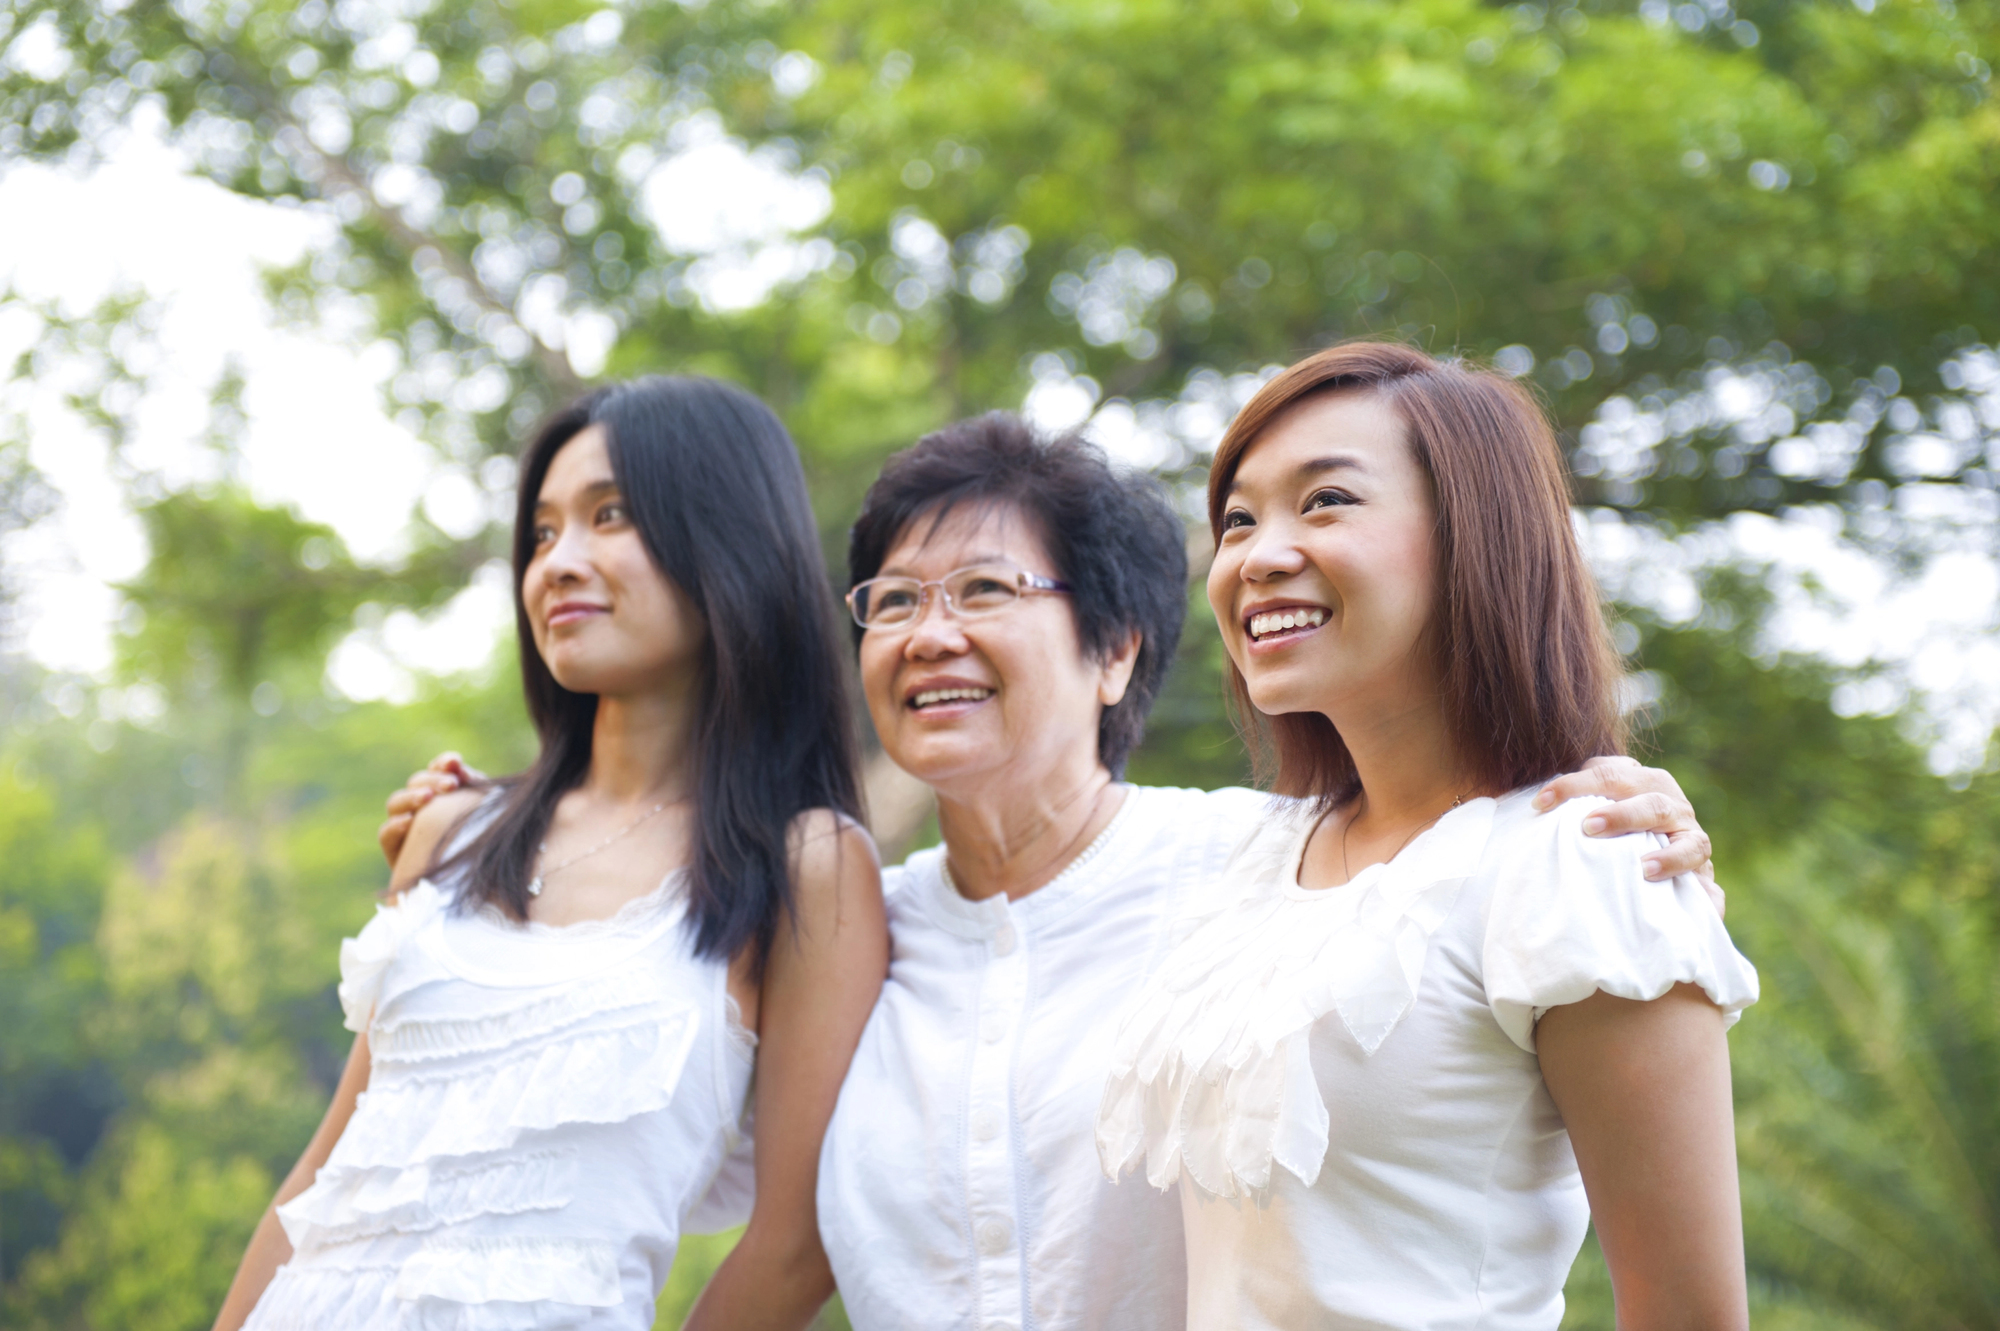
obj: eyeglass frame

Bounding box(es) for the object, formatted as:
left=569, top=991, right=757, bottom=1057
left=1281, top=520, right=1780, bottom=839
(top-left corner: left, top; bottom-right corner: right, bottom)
left=845, top=561, right=1072, bottom=630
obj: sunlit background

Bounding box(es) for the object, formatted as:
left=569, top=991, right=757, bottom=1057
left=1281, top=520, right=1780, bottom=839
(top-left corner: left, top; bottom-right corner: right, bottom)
left=1, top=0, right=1995, bottom=1327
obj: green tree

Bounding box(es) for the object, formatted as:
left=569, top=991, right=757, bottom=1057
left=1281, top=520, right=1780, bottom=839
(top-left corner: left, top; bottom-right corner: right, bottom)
left=0, top=771, right=114, bottom=1287
left=5, top=0, right=1992, bottom=527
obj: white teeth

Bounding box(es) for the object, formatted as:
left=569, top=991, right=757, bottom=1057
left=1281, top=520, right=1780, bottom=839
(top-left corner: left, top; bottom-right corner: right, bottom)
left=1248, top=608, right=1327, bottom=639
left=912, top=687, right=995, bottom=708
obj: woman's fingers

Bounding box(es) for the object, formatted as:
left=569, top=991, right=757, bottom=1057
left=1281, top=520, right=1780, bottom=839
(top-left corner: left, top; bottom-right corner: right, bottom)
left=427, top=752, right=486, bottom=784
left=1534, top=758, right=1720, bottom=897
left=378, top=813, right=414, bottom=866
left=1698, top=877, right=1727, bottom=918
left=379, top=768, right=462, bottom=868
left=1532, top=754, right=1652, bottom=811
left=387, top=770, right=459, bottom=814
left=1648, top=823, right=1715, bottom=882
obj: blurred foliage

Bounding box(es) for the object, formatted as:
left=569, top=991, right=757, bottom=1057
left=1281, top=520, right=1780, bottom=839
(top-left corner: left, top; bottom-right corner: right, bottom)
left=3, top=0, right=1994, bottom=543
left=1, top=0, right=1997, bottom=1326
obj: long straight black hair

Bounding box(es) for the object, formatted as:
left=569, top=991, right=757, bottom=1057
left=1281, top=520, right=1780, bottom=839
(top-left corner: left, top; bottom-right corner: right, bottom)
left=437, top=375, right=863, bottom=977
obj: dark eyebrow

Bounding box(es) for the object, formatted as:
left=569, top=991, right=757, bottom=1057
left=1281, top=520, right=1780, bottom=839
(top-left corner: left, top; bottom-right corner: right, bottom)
left=532, top=478, right=621, bottom=511
left=1223, top=455, right=1366, bottom=498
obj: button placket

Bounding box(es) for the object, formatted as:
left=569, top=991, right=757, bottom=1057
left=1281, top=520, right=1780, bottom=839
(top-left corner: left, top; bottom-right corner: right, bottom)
left=966, top=902, right=1027, bottom=1329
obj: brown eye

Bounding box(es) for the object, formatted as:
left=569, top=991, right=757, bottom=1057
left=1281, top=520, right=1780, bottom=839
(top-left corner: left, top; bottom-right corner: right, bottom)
left=1222, top=509, right=1254, bottom=531
left=1305, top=488, right=1358, bottom=511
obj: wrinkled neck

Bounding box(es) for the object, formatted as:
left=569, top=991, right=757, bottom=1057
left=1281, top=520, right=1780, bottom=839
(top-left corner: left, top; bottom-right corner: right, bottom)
left=934, top=760, right=1124, bottom=903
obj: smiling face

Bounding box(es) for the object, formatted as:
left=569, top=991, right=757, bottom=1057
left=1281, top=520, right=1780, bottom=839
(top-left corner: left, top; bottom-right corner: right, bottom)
left=858, top=502, right=1137, bottom=798
left=1207, top=389, right=1442, bottom=722
left=522, top=424, right=706, bottom=699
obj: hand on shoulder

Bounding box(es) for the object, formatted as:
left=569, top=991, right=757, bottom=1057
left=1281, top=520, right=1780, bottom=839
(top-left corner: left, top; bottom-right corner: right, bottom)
left=388, top=785, right=490, bottom=895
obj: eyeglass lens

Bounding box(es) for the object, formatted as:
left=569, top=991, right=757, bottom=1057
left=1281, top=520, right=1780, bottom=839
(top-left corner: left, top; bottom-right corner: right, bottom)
left=855, top=565, right=1022, bottom=626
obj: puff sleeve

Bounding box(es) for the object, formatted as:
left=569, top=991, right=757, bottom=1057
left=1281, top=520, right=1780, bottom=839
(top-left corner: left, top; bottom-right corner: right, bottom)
left=1482, top=796, right=1758, bottom=1053
left=336, top=884, right=444, bottom=1033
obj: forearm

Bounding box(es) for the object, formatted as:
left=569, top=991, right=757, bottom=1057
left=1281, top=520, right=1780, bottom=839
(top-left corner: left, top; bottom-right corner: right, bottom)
left=683, top=1223, right=836, bottom=1331
left=214, top=1032, right=372, bottom=1331
left=211, top=1183, right=303, bottom=1330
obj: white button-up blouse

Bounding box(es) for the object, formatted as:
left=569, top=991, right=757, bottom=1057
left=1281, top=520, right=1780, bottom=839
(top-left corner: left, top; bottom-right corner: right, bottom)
left=818, top=784, right=1275, bottom=1331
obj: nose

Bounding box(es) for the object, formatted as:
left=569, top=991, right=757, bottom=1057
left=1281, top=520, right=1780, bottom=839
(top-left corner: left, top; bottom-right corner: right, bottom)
left=538, top=523, right=592, bottom=591
left=901, top=586, right=969, bottom=660
left=1237, top=518, right=1308, bottom=583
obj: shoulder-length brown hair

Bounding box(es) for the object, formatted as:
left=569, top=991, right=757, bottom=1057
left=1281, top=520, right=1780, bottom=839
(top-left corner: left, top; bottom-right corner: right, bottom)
left=1207, top=341, right=1624, bottom=806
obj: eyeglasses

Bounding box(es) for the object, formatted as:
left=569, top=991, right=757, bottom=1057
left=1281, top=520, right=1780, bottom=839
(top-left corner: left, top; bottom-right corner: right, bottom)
left=846, top=562, right=1071, bottom=630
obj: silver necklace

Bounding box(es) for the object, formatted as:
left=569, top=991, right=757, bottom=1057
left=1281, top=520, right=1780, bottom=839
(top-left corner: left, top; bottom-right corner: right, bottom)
left=529, top=796, right=682, bottom=897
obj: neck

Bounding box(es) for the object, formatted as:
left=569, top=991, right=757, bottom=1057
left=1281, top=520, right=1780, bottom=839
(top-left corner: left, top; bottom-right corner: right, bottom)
left=1326, top=671, right=1473, bottom=831
left=934, top=753, right=1123, bottom=903
left=583, top=683, right=699, bottom=806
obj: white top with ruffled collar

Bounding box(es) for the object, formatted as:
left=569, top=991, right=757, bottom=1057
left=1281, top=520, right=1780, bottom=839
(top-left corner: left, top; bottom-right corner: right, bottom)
left=1097, top=787, right=1758, bottom=1331
left=246, top=868, right=755, bottom=1331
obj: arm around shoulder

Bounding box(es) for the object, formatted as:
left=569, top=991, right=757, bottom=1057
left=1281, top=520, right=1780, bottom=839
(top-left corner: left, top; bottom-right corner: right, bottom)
left=387, top=785, right=488, bottom=895
left=1483, top=796, right=1757, bottom=1055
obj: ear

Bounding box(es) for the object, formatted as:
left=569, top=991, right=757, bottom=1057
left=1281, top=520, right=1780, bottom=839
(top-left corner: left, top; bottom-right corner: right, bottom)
left=1097, top=629, right=1143, bottom=708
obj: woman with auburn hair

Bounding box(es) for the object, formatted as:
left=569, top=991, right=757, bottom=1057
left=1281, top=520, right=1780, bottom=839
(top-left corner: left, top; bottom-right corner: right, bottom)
left=1099, top=342, right=1758, bottom=1330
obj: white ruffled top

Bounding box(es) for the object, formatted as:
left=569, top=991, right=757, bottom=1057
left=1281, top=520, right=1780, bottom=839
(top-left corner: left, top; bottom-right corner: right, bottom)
left=245, top=867, right=755, bottom=1331
left=1097, top=788, right=1759, bottom=1331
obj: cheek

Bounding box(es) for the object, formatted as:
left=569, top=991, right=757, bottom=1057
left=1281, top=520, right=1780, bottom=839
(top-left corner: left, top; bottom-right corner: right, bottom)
left=858, top=638, right=898, bottom=705
left=1348, top=524, right=1438, bottom=628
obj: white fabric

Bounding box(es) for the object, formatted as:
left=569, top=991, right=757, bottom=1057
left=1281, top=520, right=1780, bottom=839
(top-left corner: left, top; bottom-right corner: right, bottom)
left=819, top=783, right=1278, bottom=1331
left=1097, top=789, right=1759, bottom=1331
left=245, top=868, right=755, bottom=1331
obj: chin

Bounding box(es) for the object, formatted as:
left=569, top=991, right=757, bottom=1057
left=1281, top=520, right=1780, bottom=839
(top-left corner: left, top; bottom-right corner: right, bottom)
left=886, top=733, right=995, bottom=786
left=1240, top=675, right=1326, bottom=720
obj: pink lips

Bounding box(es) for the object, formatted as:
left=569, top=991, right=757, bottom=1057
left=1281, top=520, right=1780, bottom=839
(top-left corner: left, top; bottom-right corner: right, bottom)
left=1239, top=600, right=1331, bottom=655
left=545, top=601, right=608, bottom=629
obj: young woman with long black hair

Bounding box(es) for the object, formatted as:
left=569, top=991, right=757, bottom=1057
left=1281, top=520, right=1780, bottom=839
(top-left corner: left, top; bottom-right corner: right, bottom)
left=214, top=377, right=885, bottom=1331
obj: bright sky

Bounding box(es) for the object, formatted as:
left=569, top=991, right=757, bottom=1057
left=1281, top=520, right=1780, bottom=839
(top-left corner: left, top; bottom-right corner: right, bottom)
left=2, top=117, right=1995, bottom=772
left=0, top=110, right=825, bottom=704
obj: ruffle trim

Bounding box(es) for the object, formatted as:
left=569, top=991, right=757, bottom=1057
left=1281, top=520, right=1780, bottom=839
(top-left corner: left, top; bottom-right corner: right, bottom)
left=245, top=1237, right=621, bottom=1330
left=371, top=968, right=675, bottom=1065
left=1097, top=799, right=1495, bottom=1200
left=329, top=1004, right=701, bottom=1172
left=339, top=886, right=448, bottom=1034
left=474, top=875, right=681, bottom=943
left=279, top=1149, right=576, bottom=1253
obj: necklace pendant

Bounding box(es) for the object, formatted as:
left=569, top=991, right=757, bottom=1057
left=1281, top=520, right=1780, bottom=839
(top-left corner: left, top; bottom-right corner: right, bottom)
left=527, top=876, right=544, bottom=898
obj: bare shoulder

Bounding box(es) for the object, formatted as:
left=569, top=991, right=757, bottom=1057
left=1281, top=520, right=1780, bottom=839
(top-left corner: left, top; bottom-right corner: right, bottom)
left=389, top=786, right=490, bottom=892
left=785, top=808, right=882, bottom=914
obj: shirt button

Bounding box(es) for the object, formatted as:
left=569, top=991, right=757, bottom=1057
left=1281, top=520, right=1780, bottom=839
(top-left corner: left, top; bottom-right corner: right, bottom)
left=992, top=925, right=1017, bottom=956
left=981, top=1014, right=1007, bottom=1043
left=976, top=1218, right=1012, bottom=1256
left=971, top=1109, right=1000, bottom=1142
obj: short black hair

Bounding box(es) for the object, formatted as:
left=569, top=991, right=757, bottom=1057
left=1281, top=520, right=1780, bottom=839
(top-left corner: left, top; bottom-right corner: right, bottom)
left=847, top=412, right=1187, bottom=776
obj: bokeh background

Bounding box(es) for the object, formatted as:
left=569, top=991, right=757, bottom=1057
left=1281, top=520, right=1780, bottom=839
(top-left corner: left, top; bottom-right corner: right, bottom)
left=1, top=0, right=1997, bottom=1326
